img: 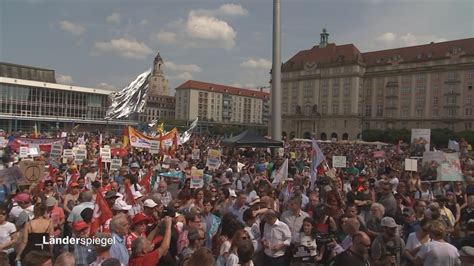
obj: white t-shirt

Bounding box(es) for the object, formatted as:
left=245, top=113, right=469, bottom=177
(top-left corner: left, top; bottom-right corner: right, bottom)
left=406, top=232, right=430, bottom=251
left=0, top=222, right=16, bottom=246
left=416, top=240, right=461, bottom=266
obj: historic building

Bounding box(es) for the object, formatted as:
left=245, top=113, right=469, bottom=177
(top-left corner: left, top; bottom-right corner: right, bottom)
left=139, top=52, right=175, bottom=124
left=280, top=29, right=474, bottom=140
left=0, top=62, right=135, bottom=132
left=175, top=80, right=270, bottom=127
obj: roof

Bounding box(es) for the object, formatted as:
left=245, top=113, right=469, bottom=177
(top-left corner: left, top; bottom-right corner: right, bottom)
left=362, top=38, right=474, bottom=66
left=0, top=62, right=56, bottom=83
left=282, top=38, right=474, bottom=71
left=220, top=129, right=283, bottom=148
left=176, top=80, right=270, bottom=100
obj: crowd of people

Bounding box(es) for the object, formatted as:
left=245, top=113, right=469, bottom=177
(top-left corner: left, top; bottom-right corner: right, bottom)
left=0, top=130, right=473, bottom=266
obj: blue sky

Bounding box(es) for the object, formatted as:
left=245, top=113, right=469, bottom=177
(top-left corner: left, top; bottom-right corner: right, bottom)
left=1, top=0, right=473, bottom=94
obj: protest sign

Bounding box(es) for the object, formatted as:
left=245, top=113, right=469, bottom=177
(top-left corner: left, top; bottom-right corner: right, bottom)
left=110, top=159, right=122, bottom=172
left=75, top=149, right=87, bottom=165
left=19, top=160, right=45, bottom=183
left=411, top=129, right=431, bottom=156
left=149, top=140, right=160, bottom=154
left=190, top=169, right=204, bottom=189
left=332, top=156, right=347, bottom=168
left=405, top=159, right=418, bottom=172
left=278, top=148, right=285, bottom=157
left=422, top=151, right=462, bottom=181
left=373, top=151, right=385, bottom=158
left=29, top=147, right=39, bottom=157
left=63, top=149, right=74, bottom=159
left=50, top=143, right=63, bottom=158
left=100, top=147, right=111, bottom=162
left=19, top=147, right=29, bottom=158
left=206, top=149, right=221, bottom=170
left=192, top=149, right=200, bottom=160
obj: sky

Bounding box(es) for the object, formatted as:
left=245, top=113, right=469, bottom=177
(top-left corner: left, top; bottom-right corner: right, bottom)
left=1, top=0, right=473, bottom=94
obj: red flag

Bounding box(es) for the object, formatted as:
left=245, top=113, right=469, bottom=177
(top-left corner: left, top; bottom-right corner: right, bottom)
left=68, top=171, right=78, bottom=187
left=48, top=165, right=57, bottom=183
left=124, top=180, right=136, bottom=205
left=139, top=169, right=152, bottom=194
left=90, top=191, right=113, bottom=237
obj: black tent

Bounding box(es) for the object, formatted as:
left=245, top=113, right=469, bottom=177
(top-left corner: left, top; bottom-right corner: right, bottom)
left=220, top=129, right=283, bottom=148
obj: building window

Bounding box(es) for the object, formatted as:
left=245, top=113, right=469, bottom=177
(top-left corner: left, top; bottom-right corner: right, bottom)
left=322, top=104, right=327, bottom=115
left=401, top=108, right=409, bottom=117
left=416, top=97, right=425, bottom=106
left=343, top=103, right=350, bottom=114
left=416, top=74, right=426, bottom=82
left=447, top=108, right=457, bottom=117
left=366, top=88, right=372, bottom=97
left=446, top=96, right=457, bottom=105
left=432, top=108, right=439, bottom=117
left=322, top=79, right=329, bottom=86
left=447, top=71, right=458, bottom=81
left=466, top=108, right=473, bottom=116
left=432, top=86, right=439, bottom=93
left=344, top=87, right=350, bottom=97
left=433, top=97, right=439, bottom=105
left=416, top=109, right=423, bottom=117
left=322, top=87, right=328, bottom=97
left=466, top=96, right=472, bottom=105
left=365, top=105, right=372, bottom=116
left=333, top=87, right=339, bottom=97
left=376, top=105, right=383, bottom=117
left=377, top=88, right=384, bottom=97
left=333, top=79, right=340, bottom=86
left=466, top=122, right=472, bottom=130
left=401, top=87, right=410, bottom=94
left=402, top=76, right=411, bottom=83
left=415, top=86, right=426, bottom=94
left=344, top=78, right=351, bottom=86
left=332, top=103, right=339, bottom=115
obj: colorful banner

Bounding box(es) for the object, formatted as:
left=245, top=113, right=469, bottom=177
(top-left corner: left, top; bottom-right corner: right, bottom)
left=128, top=127, right=160, bottom=149
left=411, top=129, right=431, bottom=156
left=160, top=128, right=178, bottom=154
left=421, top=151, right=463, bottom=181
left=9, top=137, right=66, bottom=153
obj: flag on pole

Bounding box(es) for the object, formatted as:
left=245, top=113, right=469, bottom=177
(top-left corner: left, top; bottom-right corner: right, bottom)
left=124, top=180, right=136, bottom=205
left=33, top=123, right=39, bottom=138
left=310, top=139, right=325, bottom=189
left=90, top=192, right=113, bottom=236
left=272, top=158, right=289, bottom=185
left=139, top=169, right=153, bottom=193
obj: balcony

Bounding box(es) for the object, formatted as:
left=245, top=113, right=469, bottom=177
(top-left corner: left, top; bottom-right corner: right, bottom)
left=444, top=78, right=461, bottom=84
left=443, top=91, right=461, bottom=96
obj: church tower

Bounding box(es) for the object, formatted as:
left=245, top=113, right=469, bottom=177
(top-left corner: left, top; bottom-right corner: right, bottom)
left=320, top=28, right=329, bottom=48
left=148, top=51, right=170, bottom=96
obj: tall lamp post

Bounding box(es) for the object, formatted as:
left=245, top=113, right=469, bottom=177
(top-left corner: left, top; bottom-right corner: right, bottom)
left=271, top=0, right=282, bottom=142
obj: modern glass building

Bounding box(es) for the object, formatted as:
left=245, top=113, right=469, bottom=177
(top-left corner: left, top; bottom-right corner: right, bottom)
left=0, top=63, right=136, bottom=132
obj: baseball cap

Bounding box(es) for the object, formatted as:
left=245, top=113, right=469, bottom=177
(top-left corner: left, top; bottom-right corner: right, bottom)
left=381, top=217, right=398, bottom=228
left=130, top=162, right=140, bottom=168
left=70, top=182, right=79, bottom=188
left=45, top=197, right=57, bottom=207
left=73, top=221, right=89, bottom=232
left=133, top=191, right=143, bottom=200
left=113, top=200, right=132, bottom=211
left=143, top=199, right=158, bottom=208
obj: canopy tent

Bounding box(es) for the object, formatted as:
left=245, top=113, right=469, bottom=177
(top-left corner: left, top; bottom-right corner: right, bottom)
left=220, top=129, right=283, bottom=148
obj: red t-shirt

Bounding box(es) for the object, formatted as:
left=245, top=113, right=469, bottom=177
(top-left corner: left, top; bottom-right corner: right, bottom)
left=129, top=249, right=160, bottom=266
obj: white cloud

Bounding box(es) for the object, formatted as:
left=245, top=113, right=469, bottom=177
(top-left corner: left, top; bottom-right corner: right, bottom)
left=152, top=31, right=177, bottom=44
left=240, top=58, right=272, bottom=69
left=93, top=38, right=153, bottom=59
left=106, top=13, right=121, bottom=24
left=96, top=82, right=116, bottom=90
left=376, top=32, right=396, bottom=44
left=175, top=72, right=194, bottom=80
left=186, top=13, right=236, bottom=49
left=59, top=20, right=85, bottom=35
left=57, top=74, right=73, bottom=84
left=164, top=61, right=202, bottom=73
left=375, top=32, right=447, bottom=48
left=192, top=4, right=249, bottom=17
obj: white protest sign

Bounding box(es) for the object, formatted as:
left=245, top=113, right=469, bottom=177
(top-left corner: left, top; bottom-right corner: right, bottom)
left=75, top=149, right=87, bottom=165
left=63, top=149, right=74, bottom=159
left=278, top=148, right=285, bottom=157
left=149, top=140, right=160, bottom=154
left=100, top=147, right=111, bottom=162
left=192, top=149, right=200, bottom=160
left=110, top=159, right=122, bottom=172
left=50, top=143, right=63, bottom=158
left=29, top=147, right=39, bottom=157
left=19, top=147, right=29, bottom=158
left=405, top=158, right=418, bottom=172
left=332, top=156, right=347, bottom=168
left=61, top=132, right=67, bottom=138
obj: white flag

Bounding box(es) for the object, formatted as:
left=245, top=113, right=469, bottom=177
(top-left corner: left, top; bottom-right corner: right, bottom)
left=272, top=158, right=288, bottom=184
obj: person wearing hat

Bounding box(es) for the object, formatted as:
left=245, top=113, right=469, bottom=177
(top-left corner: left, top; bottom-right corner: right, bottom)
left=129, top=162, right=141, bottom=181
left=112, top=199, right=132, bottom=215
left=126, top=213, right=151, bottom=252
left=371, top=216, right=412, bottom=266
left=142, top=199, right=160, bottom=227
left=72, top=221, right=95, bottom=265
left=104, top=190, right=120, bottom=209
left=9, top=193, right=34, bottom=226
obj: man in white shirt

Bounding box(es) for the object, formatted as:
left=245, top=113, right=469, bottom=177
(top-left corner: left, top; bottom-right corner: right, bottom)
left=281, top=196, right=309, bottom=244
left=262, top=210, right=291, bottom=266
left=415, top=220, right=461, bottom=266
